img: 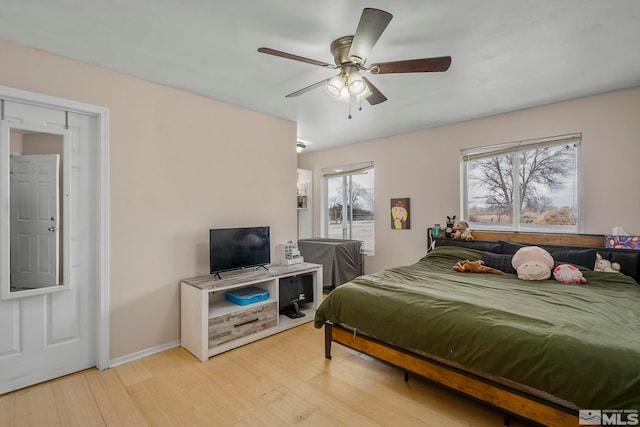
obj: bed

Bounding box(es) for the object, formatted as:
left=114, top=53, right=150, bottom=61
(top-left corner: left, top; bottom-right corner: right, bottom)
left=314, top=232, right=640, bottom=426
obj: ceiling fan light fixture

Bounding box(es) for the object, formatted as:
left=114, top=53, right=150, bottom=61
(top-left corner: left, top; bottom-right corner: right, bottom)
left=326, top=75, right=345, bottom=98
left=356, top=84, right=373, bottom=102
left=336, top=86, right=351, bottom=103
left=347, top=73, right=366, bottom=96
left=326, top=71, right=369, bottom=103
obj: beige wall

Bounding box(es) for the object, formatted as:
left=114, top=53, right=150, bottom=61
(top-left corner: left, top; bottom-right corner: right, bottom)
left=0, top=39, right=298, bottom=359
left=298, top=86, right=640, bottom=274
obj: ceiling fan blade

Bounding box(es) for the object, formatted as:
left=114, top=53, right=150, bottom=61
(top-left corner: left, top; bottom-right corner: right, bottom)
left=362, top=77, right=387, bottom=105
left=349, top=8, right=393, bottom=64
left=285, top=78, right=332, bottom=98
left=370, top=56, right=452, bottom=74
left=258, top=47, right=334, bottom=68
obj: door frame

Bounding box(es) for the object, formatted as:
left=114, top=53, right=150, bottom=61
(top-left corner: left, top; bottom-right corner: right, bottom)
left=1, top=84, right=110, bottom=370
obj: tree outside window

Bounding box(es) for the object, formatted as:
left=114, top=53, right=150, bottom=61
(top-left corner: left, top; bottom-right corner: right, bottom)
left=462, top=135, right=581, bottom=232
left=324, top=163, right=374, bottom=254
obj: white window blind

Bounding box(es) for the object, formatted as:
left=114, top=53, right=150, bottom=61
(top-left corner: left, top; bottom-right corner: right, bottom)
left=322, top=161, right=374, bottom=178
left=460, top=133, right=582, bottom=161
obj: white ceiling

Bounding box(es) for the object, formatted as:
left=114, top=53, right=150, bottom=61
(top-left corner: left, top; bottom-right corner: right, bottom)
left=0, top=1, right=639, bottom=152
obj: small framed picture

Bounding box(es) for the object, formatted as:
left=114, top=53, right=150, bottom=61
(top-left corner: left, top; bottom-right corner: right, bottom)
left=391, top=198, right=410, bottom=229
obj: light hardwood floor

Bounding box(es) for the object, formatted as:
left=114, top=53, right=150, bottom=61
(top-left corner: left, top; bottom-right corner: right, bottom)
left=0, top=322, right=533, bottom=426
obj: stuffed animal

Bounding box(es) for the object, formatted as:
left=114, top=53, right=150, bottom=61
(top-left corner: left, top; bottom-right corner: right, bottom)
left=453, top=259, right=507, bottom=275
left=451, top=220, right=474, bottom=241
left=445, top=215, right=456, bottom=238
left=511, top=246, right=554, bottom=280
left=594, top=253, right=621, bottom=273
left=553, top=264, right=587, bottom=284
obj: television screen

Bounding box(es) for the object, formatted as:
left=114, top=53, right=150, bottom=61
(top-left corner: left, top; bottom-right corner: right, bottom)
left=209, top=226, right=270, bottom=274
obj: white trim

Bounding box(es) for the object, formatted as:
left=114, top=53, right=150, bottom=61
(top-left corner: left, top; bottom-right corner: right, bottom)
left=460, top=133, right=582, bottom=161
left=96, top=104, right=110, bottom=370
left=0, top=85, right=108, bottom=115
left=109, top=340, right=181, bottom=368
left=0, top=84, right=110, bottom=370
left=321, top=161, right=374, bottom=177
left=460, top=133, right=582, bottom=233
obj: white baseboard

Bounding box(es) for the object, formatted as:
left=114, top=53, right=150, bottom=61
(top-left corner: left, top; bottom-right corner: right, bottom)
left=108, top=340, right=181, bottom=368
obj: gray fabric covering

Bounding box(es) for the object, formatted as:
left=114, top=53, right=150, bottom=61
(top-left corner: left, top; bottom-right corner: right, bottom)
left=298, top=239, right=362, bottom=289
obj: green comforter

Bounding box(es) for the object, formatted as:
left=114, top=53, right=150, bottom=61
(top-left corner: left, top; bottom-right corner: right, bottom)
left=314, top=246, right=640, bottom=410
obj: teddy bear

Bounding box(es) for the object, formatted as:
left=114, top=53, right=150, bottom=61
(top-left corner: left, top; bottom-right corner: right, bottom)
left=594, top=253, right=621, bottom=273
left=511, top=246, right=554, bottom=280
left=453, top=259, right=507, bottom=275
left=451, top=220, right=474, bottom=241
left=553, top=264, right=587, bottom=284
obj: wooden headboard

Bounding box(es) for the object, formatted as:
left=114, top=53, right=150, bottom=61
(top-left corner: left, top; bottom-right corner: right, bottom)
left=470, top=231, right=604, bottom=248
left=427, top=230, right=605, bottom=251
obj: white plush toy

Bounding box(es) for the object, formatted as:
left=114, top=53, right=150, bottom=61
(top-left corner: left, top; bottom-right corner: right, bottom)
left=511, top=246, right=555, bottom=280
left=553, top=264, right=587, bottom=284
left=594, top=253, right=621, bottom=273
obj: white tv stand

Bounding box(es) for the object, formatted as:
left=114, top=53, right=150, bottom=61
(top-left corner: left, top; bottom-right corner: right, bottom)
left=180, top=263, right=322, bottom=362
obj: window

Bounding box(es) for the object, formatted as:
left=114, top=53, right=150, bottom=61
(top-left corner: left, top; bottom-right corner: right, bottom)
left=323, top=162, right=375, bottom=254
left=461, top=134, right=581, bottom=233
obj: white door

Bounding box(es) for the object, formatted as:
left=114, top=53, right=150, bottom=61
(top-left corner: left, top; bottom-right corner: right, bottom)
left=0, top=100, right=98, bottom=393
left=10, top=154, right=60, bottom=289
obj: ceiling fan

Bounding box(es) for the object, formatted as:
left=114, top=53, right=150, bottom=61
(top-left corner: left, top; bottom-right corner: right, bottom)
left=258, top=8, right=451, bottom=106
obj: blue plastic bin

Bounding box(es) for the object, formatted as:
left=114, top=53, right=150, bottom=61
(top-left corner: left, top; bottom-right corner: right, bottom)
left=225, top=286, right=270, bottom=306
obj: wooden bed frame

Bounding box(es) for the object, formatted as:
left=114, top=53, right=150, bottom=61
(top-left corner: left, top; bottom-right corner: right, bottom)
left=323, top=232, right=608, bottom=427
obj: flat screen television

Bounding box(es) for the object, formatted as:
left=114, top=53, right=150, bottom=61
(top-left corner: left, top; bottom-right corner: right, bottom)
left=209, top=226, right=270, bottom=275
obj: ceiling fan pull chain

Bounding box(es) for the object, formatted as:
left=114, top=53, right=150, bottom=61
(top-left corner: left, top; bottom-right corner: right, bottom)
left=348, top=97, right=352, bottom=119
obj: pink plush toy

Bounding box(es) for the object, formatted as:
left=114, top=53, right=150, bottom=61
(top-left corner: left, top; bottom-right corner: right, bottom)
left=553, top=264, right=587, bottom=284
left=511, top=246, right=555, bottom=280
